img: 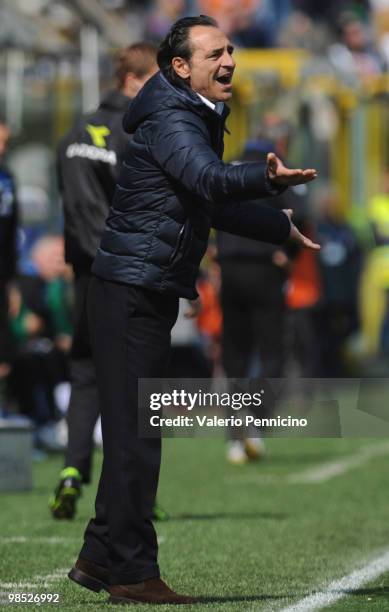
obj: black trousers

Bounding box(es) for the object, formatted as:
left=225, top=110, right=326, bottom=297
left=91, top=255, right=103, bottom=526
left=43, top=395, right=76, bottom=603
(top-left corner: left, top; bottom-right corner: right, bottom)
left=80, top=276, right=178, bottom=584
left=65, top=272, right=99, bottom=483
left=220, top=260, right=286, bottom=379
left=220, top=261, right=286, bottom=437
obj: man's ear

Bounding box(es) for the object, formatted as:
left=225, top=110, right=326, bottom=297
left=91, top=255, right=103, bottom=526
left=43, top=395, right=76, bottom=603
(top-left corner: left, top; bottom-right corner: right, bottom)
left=122, top=72, right=137, bottom=97
left=171, top=57, right=191, bottom=80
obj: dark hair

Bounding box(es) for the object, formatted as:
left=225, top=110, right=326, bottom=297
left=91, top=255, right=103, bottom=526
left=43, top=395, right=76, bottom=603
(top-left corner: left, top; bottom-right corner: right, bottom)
left=157, top=15, right=218, bottom=87
left=114, top=42, right=157, bottom=88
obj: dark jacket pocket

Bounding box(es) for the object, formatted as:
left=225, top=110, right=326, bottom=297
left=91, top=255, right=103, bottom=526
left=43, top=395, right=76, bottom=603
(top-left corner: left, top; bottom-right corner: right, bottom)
left=169, top=221, right=192, bottom=266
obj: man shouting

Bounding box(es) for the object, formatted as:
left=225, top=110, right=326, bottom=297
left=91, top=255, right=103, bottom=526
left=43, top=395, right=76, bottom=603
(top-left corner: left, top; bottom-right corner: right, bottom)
left=69, top=15, right=318, bottom=605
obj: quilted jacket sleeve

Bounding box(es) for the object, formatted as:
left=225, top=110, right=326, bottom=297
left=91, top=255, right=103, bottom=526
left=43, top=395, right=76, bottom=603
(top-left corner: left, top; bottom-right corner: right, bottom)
left=211, top=200, right=291, bottom=245
left=148, top=111, right=282, bottom=204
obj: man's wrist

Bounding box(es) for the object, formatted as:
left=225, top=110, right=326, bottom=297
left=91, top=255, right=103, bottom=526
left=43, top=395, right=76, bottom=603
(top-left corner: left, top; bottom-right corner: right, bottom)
left=264, top=168, right=286, bottom=195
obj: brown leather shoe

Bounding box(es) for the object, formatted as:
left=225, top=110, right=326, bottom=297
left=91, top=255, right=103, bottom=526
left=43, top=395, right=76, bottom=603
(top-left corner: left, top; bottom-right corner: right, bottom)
left=68, top=557, right=109, bottom=592
left=109, top=578, right=197, bottom=604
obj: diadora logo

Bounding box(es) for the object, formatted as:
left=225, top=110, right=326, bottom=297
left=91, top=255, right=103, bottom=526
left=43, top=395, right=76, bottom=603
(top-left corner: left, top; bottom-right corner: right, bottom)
left=66, top=143, right=117, bottom=165
left=86, top=124, right=111, bottom=147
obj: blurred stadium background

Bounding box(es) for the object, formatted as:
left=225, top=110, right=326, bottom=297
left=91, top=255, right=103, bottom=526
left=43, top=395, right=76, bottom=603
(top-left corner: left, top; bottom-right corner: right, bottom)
left=2, top=0, right=389, bottom=610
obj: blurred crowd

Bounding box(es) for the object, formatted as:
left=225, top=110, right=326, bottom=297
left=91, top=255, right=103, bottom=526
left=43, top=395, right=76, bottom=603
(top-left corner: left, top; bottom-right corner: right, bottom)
left=2, top=0, right=389, bottom=455
left=4, top=0, right=389, bottom=83
left=142, top=0, right=389, bottom=85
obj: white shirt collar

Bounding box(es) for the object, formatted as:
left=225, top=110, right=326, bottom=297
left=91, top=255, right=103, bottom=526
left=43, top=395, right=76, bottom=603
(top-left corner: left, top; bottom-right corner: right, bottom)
left=196, top=93, right=224, bottom=115
left=197, top=93, right=216, bottom=110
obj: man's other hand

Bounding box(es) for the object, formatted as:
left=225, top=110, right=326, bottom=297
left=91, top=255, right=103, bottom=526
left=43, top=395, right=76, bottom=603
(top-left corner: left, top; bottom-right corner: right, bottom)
left=283, top=209, right=321, bottom=251
left=267, top=152, right=317, bottom=186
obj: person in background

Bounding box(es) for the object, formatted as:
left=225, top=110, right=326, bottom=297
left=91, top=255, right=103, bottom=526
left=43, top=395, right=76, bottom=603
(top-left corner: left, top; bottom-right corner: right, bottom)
left=0, top=119, right=18, bottom=413
left=293, top=0, right=370, bottom=26
left=315, top=187, right=362, bottom=376
left=286, top=217, right=321, bottom=378
left=50, top=43, right=168, bottom=520
left=328, top=14, right=384, bottom=83
left=145, top=0, right=185, bottom=41
left=217, top=128, right=306, bottom=464
left=198, top=0, right=278, bottom=47
left=9, top=235, right=72, bottom=449
left=361, top=169, right=389, bottom=359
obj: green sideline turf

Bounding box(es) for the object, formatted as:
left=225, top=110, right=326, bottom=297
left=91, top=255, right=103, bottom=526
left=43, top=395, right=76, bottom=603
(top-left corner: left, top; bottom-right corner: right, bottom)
left=1, top=438, right=389, bottom=611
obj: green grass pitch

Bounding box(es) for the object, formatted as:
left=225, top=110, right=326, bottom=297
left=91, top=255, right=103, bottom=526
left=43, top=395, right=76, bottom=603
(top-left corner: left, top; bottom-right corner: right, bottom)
left=1, top=437, right=389, bottom=611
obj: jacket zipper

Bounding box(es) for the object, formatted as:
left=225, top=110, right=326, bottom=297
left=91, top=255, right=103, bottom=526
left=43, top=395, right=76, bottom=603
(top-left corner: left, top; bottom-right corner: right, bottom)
left=169, top=224, right=185, bottom=263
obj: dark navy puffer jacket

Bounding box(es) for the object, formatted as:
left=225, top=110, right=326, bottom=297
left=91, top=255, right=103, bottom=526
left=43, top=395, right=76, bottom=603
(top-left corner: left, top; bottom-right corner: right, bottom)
left=92, top=72, right=291, bottom=298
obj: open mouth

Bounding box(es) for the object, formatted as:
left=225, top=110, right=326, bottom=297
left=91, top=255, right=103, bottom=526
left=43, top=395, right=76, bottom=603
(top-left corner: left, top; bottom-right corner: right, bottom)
left=216, top=73, right=233, bottom=85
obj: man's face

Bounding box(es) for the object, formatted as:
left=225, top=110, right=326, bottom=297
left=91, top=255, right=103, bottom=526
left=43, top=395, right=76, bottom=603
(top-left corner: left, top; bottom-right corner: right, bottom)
left=0, top=124, right=10, bottom=162
left=174, top=26, right=236, bottom=102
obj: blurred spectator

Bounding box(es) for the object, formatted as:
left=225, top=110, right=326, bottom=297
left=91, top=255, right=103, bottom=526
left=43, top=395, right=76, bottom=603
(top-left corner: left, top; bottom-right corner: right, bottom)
left=371, top=0, right=389, bottom=66
left=218, top=144, right=289, bottom=382
left=0, top=119, right=18, bottom=413
left=362, top=170, right=389, bottom=358
left=328, top=15, right=384, bottom=83
left=9, top=235, right=72, bottom=449
left=278, top=11, right=329, bottom=52
left=197, top=0, right=280, bottom=47
left=217, top=120, right=307, bottom=463
left=198, top=0, right=254, bottom=36
left=145, top=0, right=185, bottom=41
left=286, top=221, right=321, bottom=377
left=293, top=0, right=370, bottom=25
left=315, top=187, right=362, bottom=376
left=367, top=169, right=389, bottom=246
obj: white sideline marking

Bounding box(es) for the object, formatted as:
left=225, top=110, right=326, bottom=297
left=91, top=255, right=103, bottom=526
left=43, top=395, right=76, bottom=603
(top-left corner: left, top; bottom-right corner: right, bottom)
left=225, top=441, right=389, bottom=486
left=225, top=474, right=277, bottom=485
left=0, top=536, right=77, bottom=544
left=0, top=535, right=166, bottom=545
left=279, top=550, right=389, bottom=611
left=287, top=441, right=389, bottom=484
left=0, top=568, right=68, bottom=590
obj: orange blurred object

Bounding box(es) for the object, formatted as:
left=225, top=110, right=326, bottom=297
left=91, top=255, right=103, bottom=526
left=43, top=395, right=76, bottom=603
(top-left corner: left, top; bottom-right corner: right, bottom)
left=199, top=0, right=257, bottom=13
left=198, top=0, right=259, bottom=33
left=197, top=277, right=223, bottom=339
left=286, top=248, right=321, bottom=310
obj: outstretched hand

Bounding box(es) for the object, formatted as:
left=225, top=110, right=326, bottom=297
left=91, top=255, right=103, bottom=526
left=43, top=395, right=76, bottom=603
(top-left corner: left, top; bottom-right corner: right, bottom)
left=267, top=152, right=317, bottom=186
left=283, top=209, right=321, bottom=251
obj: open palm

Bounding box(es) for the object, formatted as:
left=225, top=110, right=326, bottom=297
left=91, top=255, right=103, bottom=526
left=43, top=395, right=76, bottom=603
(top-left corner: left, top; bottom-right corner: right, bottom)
left=267, top=152, right=317, bottom=186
